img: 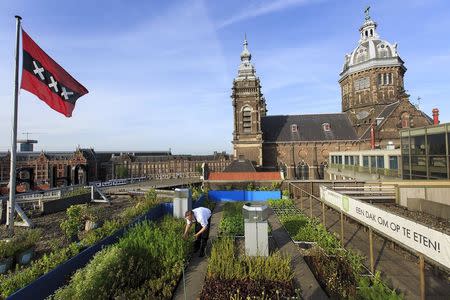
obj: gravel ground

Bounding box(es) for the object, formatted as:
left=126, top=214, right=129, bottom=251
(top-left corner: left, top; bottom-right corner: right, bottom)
left=381, top=204, right=450, bottom=235
left=0, top=196, right=136, bottom=259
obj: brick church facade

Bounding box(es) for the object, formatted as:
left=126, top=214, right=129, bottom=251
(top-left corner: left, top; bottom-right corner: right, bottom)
left=232, top=10, right=432, bottom=180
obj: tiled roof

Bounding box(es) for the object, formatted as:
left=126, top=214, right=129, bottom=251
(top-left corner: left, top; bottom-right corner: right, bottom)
left=261, top=113, right=358, bottom=142
left=208, top=172, right=281, bottom=181
left=223, top=159, right=256, bottom=172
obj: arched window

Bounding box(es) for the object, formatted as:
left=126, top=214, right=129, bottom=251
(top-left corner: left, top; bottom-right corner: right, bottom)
left=318, top=161, right=327, bottom=179
left=296, top=161, right=309, bottom=180
left=401, top=112, right=410, bottom=128
left=242, top=107, right=252, bottom=133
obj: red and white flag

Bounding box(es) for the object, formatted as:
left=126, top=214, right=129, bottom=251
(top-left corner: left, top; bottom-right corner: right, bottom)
left=21, top=30, right=88, bottom=117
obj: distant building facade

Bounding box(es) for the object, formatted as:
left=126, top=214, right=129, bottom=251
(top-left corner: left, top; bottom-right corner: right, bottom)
left=0, top=149, right=230, bottom=194
left=231, top=10, right=433, bottom=180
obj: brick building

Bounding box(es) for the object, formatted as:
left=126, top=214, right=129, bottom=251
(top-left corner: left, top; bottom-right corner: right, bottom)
left=0, top=149, right=230, bottom=194
left=232, top=10, right=432, bottom=179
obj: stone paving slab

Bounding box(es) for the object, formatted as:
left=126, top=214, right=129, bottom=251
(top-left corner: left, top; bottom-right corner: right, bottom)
left=173, top=203, right=222, bottom=300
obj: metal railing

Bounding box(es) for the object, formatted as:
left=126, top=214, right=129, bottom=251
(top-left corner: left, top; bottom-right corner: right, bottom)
left=287, top=182, right=445, bottom=298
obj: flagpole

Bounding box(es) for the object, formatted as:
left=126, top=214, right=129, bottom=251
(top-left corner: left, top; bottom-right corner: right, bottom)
left=7, top=15, right=22, bottom=236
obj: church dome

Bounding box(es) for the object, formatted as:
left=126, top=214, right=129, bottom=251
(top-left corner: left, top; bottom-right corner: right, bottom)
left=341, top=9, right=403, bottom=76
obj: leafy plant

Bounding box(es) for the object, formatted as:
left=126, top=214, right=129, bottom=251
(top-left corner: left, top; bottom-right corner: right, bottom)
left=204, top=237, right=295, bottom=299
left=52, top=217, right=191, bottom=300
left=60, top=205, right=86, bottom=240
left=271, top=182, right=282, bottom=190
left=358, top=271, right=403, bottom=300
left=0, top=242, right=82, bottom=298
left=0, top=240, right=16, bottom=260
left=267, top=198, right=294, bottom=210
left=14, top=229, right=42, bottom=253
left=246, top=183, right=255, bottom=191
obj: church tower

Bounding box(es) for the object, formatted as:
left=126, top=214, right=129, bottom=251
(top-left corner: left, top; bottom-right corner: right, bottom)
left=339, top=8, right=407, bottom=137
left=231, top=36, right=267, bottom=166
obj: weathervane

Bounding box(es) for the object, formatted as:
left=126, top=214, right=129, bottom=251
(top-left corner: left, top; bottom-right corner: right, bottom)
left=364, top=6, right=371, bottom=20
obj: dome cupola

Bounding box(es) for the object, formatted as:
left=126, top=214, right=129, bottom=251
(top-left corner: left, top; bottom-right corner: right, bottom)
left=341, top=7, right=404, bottom=77
left=236, top=35, right=257, bottom=80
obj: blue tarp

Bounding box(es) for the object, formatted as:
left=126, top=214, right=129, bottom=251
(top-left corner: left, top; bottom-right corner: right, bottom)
left=208, top=190, right=281, bottom=202
left=8, top=203, right=171, bottom=300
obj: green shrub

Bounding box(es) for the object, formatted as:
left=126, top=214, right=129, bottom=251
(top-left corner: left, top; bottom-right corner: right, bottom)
left=14, top=229, right=42, bottom=252
left=279, top=214, right=308, bottom=237
left=52, top=217, right=191, bottom=300
left=219, top=203, right=244, bottom=236
left=0, top=240, right=16, bottom=260
left=60, top=205, right=86, bottom=240
left=207, top=237, right=293, bottom=282
left=81, top=219, right=123, bottom=246
left=0, top=242, right=81, bottom=298
left=358, top=271, right=403, bottom=300
left=268, top=198, right=295, bottom=210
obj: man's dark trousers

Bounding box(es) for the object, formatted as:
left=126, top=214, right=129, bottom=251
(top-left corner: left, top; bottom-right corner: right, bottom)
left=194, top=217, right=211, bottom=256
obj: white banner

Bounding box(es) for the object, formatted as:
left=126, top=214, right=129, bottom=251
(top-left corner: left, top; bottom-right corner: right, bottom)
left=320, top=186, right=450, bottom=269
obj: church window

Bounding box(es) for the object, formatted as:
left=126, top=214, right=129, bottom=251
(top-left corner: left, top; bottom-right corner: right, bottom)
left=242, top=107, right=252, bottom=133
left=354, top=77, right=369, bottom=91
left=297, top=162, right=309, bottom=180
left=291, top=124, right=298, bottom=133
left=370, top=29, right=373, bottom=36
left=322, top=123, right=331, bottom=131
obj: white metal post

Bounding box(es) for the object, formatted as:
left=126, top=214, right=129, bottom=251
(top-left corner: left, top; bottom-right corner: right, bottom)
left=7, top=16, right=22, bottom=236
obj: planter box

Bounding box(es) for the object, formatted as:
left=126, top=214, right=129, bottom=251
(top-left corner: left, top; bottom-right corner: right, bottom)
left=16, top=247, right=35, bottom=266
left=296, top=241, right=316, bottom=250
left=0, top=256, right=13, bottom=274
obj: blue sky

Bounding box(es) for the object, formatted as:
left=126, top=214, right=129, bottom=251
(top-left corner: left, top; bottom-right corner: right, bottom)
left=0, top=0, right=449, bottom=154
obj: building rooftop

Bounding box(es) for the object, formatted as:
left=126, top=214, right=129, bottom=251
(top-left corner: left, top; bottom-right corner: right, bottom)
left=261, top=113, right=358, bottom=142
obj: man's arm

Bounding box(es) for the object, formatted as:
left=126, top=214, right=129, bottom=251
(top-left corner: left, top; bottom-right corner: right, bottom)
left=183, top=223, right=192, bottom=239
left=194, top=225, right=208, bottom=238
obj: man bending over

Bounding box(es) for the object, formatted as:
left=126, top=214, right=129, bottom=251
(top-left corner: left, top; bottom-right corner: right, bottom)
left=183, top=207, right=212, bottom=257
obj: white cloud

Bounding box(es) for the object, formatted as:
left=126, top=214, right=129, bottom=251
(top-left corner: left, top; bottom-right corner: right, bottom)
left=217, top=0, right=320, bottom=28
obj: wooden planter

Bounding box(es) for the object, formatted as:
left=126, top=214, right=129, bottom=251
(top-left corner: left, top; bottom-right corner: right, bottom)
left=16, top=247, right=35, bottom=266
left=0, top=257, right=13, bottom=274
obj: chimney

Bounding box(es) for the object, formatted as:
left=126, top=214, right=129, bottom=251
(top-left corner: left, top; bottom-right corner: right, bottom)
left=432, top=108, right=439, bottom=125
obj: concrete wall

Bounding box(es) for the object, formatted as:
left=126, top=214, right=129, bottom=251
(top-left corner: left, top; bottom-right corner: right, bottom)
left=41, top=193, right=91, bottom=214
left=398, top=186, right=450, bottom=220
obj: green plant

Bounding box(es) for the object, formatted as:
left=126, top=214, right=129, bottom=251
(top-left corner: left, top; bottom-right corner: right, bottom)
left=268, top=198, right=294, bottom=210
left=282, top=189, right=290, bottom=197
left=14, top=229, right=42, bottom=252
left=246, top=183, right=255, bottom=191
left=60, top=205, right=86, bottom=240
left=207, top=237, right=293, bottom=282
left=271, top=182, right=282, bottom=190
left=0, top=240, right=16, bottom=260
left=358, top=271, right=403, bottom=300
left=0, top=242, right=82, bottom=298
left=144, top=188, right=157, bottom=202
left=191, top=186, right=202, bottom=201
left=84, top=205, right=104, bottom=224
left=81, top=219, right=123, bottom=246
left=52, top=217, right=191, bottom=300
